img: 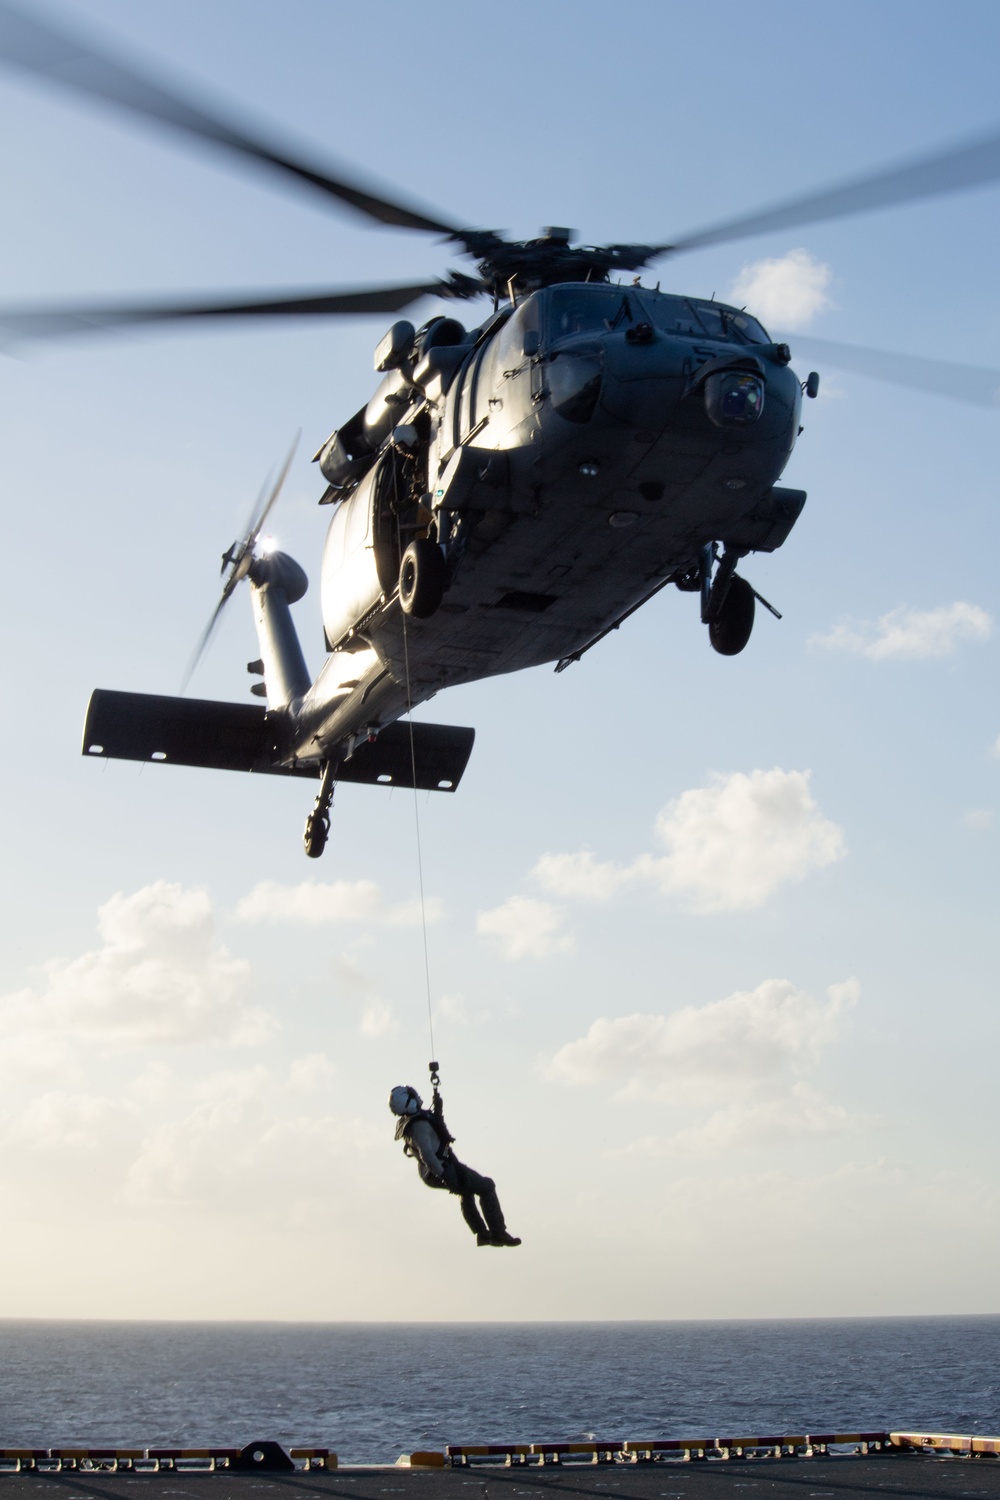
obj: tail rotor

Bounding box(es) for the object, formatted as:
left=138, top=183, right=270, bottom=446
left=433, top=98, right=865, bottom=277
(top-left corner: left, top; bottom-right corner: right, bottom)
left=182, top=432, right=299, bottom=690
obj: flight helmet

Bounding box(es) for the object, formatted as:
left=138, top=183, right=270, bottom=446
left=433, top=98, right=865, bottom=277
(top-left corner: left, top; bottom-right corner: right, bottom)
left=389, top=1084, right=422, bottom=1116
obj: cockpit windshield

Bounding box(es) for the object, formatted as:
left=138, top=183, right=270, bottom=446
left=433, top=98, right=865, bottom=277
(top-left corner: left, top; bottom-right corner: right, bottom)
left=637, top=293, right=770, bottom=344
left=543, top=285, right=770, bottom=345
left=546, top=286, right=637, bottom=338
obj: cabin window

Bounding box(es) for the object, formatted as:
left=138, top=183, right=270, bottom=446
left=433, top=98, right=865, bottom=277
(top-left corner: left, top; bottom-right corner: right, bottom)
left=347, top=486, right=370, bottom=550
left=492, top=299, right=540, bottom=368
left=465, top=302, right=537, bottom=431
left=455, top=343, right=486, bottom=440
left=325, top=485, right=371, bottom=575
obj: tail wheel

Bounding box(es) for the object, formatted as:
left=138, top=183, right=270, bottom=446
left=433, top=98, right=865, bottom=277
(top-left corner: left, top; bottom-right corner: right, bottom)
left=709, top=574, right=755, bottom=656
left=303, top=811, right=329, bottom=858
left=399, top=538, right=446, bottom=618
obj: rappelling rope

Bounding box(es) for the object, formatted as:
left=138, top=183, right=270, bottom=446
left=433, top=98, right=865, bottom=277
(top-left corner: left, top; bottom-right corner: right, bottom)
left=390, top=450, right=436, bottom=1063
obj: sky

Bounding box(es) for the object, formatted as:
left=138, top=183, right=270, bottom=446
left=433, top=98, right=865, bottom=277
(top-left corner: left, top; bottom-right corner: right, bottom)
left=1, top=0, right=999, bottom=1322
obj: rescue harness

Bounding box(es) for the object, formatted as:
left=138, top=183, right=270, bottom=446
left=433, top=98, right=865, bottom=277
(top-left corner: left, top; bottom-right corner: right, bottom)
left=394, top=1061, right=456, bottom=1156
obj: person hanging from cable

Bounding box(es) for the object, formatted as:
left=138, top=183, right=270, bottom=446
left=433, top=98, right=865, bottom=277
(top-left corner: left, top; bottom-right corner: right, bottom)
left=388, top=1071, right=521, bottom=1248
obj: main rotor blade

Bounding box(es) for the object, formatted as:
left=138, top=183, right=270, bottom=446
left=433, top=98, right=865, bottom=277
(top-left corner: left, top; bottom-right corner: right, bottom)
left=664, top=126, right=1000, bottom=255
left=0, top=1, right=459, bottom=235
left=789, top=335, right=1000, bottom=409
left=0, top=281, right=455, bottom=342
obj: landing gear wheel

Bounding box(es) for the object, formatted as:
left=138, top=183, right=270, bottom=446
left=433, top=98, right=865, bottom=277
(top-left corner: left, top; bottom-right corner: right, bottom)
left=303, top=761, right=336, bottom=858
left=399, top=538, right=446, bottom=618
left=709, top=574, right=755, bottom=656
left=303, top=811, right=329, bottom=859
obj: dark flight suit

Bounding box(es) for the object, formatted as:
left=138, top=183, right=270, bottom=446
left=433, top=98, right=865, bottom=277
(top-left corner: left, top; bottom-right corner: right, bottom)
left=395, top=1109, right=516, bottom=1244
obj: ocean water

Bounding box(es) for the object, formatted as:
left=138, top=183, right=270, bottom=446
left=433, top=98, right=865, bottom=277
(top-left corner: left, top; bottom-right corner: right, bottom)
left=0, top=1319, right=998, bottom=1465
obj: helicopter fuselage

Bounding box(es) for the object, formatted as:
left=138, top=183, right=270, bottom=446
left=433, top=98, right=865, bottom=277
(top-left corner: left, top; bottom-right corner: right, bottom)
left=82, top=277, right=810, bottom=850
left=282, top=280, right=806, bottom=769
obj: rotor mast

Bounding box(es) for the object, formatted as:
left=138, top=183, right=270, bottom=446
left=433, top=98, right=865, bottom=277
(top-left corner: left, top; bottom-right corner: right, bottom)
left=452, top=226, right=664, bottom=300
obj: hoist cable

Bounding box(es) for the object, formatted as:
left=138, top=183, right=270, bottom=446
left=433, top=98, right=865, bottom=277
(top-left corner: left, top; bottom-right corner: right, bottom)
left=390, top=453, right=435, bottom=1063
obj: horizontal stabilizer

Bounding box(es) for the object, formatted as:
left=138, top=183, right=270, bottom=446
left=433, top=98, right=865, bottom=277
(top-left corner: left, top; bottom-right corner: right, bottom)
left=83, top=690, right=475, bottom=792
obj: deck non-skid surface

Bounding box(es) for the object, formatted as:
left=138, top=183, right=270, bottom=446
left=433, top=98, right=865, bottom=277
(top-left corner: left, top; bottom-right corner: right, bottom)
left=3, top=1459, right=1000, bottom=1500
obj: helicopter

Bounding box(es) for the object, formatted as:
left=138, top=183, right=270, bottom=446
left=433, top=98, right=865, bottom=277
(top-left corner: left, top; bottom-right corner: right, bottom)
left=2, top=5, right=1000, bottom=859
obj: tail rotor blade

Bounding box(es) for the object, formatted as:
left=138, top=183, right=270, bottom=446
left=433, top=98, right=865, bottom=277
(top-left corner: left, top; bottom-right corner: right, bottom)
left=234, top=472, right=275, bottom=561
left=181, top=594, right=229, bottom=693
left=246, top=430, right=299, bottom=550
left=181, top=431, right=300, bottom=692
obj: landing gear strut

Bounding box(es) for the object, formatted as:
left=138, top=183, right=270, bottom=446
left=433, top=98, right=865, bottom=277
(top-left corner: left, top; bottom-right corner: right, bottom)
left=699, top=542, right=755, bottom=657
left=304, top=761, right=337, bottom=858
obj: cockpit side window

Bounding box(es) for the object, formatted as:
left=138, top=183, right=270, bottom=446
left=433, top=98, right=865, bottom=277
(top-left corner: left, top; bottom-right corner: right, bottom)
left=689, top=303, right=727, bottom=340
left=725, top=308, right=771, bottom=344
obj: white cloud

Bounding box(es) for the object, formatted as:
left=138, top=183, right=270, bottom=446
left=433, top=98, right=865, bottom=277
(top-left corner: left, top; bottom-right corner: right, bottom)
left=235, top=878, right=441, bottom=926
left=548, top=978, right=859, bottom=1104
left=532, top=850, right=628, bottom=900
left=534, top=770, right=845, bottom=914
left=963, top=808, right=994, bottom=832
left=0, top=1088, right=143, bottom=1202
left=811, top=602, right=992, bottom=662
left=476, top=895, right=573, bottom=960
left=329, top=953, right=398, bottom=1038
left=128, top=1062, right=175, bottom=1105
left=358, top=996, right=397, bottom=1038
left=0, top=1060, right=379, bottom=1217
left=728, top=248, right=833, bottom=330
left=430, top=992, right=492, bottom=1027
left=434, top=993, right=469, bottom=1025
left=0, top=882, right=270, bottom=1056
left=644, top=770, right=845, bottom=912
left=990, top=734, right=1000, bottom=758
left=7, top=1089, right=131, bottom=1154
left=332, top=951, right=374, bottom=994
left=608, top=1085, right=870, bottom=1159
left=287, top=1052, right=336, bottom=1092
left=123, top=1066, right=380, bottom=1211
